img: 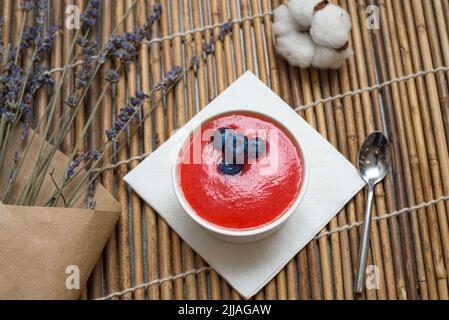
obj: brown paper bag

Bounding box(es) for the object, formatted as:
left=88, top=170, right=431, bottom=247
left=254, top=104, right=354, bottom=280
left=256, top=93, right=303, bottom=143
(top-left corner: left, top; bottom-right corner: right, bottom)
left=0, top=128, right=120, bottom=299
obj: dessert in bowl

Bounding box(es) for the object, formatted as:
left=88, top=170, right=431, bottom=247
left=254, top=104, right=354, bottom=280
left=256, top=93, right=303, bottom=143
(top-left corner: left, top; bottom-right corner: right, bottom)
left=172, top=111, right=309, bottom=243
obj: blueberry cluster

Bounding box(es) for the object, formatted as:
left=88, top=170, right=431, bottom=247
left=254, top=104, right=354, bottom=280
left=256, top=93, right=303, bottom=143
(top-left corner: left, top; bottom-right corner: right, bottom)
left=211, top=127, right=266, bottom=176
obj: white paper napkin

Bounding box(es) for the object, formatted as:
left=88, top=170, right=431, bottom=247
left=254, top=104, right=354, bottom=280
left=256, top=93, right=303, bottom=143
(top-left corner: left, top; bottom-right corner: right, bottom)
left=124, top=72, right=365, bottom=299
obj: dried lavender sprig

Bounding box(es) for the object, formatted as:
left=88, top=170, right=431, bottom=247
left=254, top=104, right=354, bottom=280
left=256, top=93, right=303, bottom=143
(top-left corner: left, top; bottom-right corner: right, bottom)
left=218, top=21, right=232, bottom=40
left=105, top=65, right=183, bottom=141
left=105, top=90, right=148, bottom=141
left=141, top=3, right=162, bottom=41
left=80, top=0, right=100, bottom=27
left=75, top=40, right=99, bottom=89
left=152, top=65, right=183, bottom=92
left=14, top=0, right=32, bottom=64
left=20, top=121, right=29, bottom=141
left=66, top=149, right=100, bottom=178
left=12, top=0, right=140, bottom=206
left=53, top=1, right=150, bottom=172
left=0, top=11, right=55, bottom=181
left=6, top=0, right=141, bottom=206
left=192, top=56, right=200, bottom=71
left=1, top=52, right=54, bottom=143
left=105, top=69, right=119, bottom=83
left=64, top=94, right=78, bottom=108
left=47, top=55, right=167, bottom=205
left=20, top=0, right=34, bottom=12
left=104, top=4, right=161, bottom=65
left=11, top=17, right=99, bottom=206
left=200, top=21, right=231, bottom=60
left=64, top=60, right=198, bottom=208
left=4, top=8, right=55, bottom=132
left=39, top=0, right=148, bottom=206
left=43, top=64, right=127, bottom=206
left=202, top=35, right=215, bottom=58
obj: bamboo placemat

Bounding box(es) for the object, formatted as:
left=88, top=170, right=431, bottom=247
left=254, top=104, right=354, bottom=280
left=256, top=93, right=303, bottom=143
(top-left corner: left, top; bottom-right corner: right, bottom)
left=4, top=0, right=449, bottom=300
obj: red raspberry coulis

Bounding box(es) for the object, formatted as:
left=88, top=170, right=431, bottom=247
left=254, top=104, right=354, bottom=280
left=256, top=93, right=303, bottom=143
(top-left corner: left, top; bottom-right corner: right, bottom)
left=179, top=113, right=302, bottom=230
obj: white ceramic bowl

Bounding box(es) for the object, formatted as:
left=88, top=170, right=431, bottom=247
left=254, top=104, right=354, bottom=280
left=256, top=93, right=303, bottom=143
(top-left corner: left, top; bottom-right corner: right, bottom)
left=171, top=110, right=309, bottom=243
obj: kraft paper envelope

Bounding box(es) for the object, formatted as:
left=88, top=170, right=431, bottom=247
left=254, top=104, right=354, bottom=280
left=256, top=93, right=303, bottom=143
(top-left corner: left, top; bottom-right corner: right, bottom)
left=0, top=128, right=120, bottom=300
left=124, top=72, right=365, bottom=299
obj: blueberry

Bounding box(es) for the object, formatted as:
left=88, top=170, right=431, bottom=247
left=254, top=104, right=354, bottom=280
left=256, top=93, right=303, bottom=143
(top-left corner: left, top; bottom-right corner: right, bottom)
left=247, top=137, right=266, bottom=159
left=224, top=133, right=248, bottom=164
left=218, top=159, right=244, bottom=176
left=211, top=127, right=233, bottom=153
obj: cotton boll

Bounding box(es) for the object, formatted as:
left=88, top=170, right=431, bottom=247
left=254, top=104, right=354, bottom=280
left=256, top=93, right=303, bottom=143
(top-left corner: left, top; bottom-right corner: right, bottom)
left=272, top=4, right=308, bottom=36
left=312, top=45, right=353, bottom=69
left=275, top=32, right=315, bottom=68
left=310, top=4, right=352, bottom=49
left=287, top=0, right=322, bottom=28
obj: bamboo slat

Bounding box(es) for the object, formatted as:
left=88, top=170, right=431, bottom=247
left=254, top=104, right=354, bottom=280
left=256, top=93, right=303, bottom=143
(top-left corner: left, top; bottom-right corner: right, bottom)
left=199, top=0, right=222, bottom=301
left=369, top=0, right=419, bottom=299
left=181, top=0, right=200, bottom=300
left=99, top=0, right=119, bottom=299
left=74, top=0, right=86, bottom=161
left=114, top=0, right=133, bottom=300
left=389, top=0, right=447, bottom=299
left=2, top=0, right=12, bottom=48
left=381, top=0, right=439, bottom=299
left=150, top=0, right=174, bottom=300
left=86, top=0, right=103, bottom=299
left=62, top=0, right=74, bottom=155
left=124, top=0, right=146, bottom=300
left=141, top=0, right=160, bottom=300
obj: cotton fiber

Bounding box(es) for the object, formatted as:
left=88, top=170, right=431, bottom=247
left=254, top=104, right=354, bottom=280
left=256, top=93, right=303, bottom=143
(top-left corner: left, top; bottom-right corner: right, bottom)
left=312, top=45, right=353, bottom=69
left=272, top=4, right=308, bottom=36
left=272, top=1, right=353, bottom=69
left=275, top=32, right=315, bottom=68
left=310, top=4, right=352, bottom=49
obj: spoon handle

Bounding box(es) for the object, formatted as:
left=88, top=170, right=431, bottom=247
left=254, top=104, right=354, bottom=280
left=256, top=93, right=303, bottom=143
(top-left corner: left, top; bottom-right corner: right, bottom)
left=354, top=183, right=375, bottom=293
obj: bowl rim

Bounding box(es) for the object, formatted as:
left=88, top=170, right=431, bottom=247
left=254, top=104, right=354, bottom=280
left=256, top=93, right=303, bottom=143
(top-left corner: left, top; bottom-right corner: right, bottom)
left=171, top=110, right=310, bottom=239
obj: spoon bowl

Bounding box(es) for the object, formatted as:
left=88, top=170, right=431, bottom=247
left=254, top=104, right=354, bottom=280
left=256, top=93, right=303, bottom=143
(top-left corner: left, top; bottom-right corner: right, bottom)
left=357, top=132, right=390, bottom=185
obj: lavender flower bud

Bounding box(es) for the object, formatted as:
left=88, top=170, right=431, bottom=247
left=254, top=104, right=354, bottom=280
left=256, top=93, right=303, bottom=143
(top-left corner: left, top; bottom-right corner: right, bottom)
left=66, top=149, right=101, bottom=178
left=20, top=122, right=30, bottom=141
left=191, top=56, right=200, bottom=72
left=219, top=21, right=232, bottom=40
left=4, top=112, right=16, bottom=123
left=20, top=0, right=33, bottom=11
left=65, top=94, right=78, bottom=108
left=81, top=0, right=100, bottom=27
left=202, top=38, right=215, bottom=55
left=105, top=92, right=148, bottom=141
left=105, top=69, right=119, bottom=83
